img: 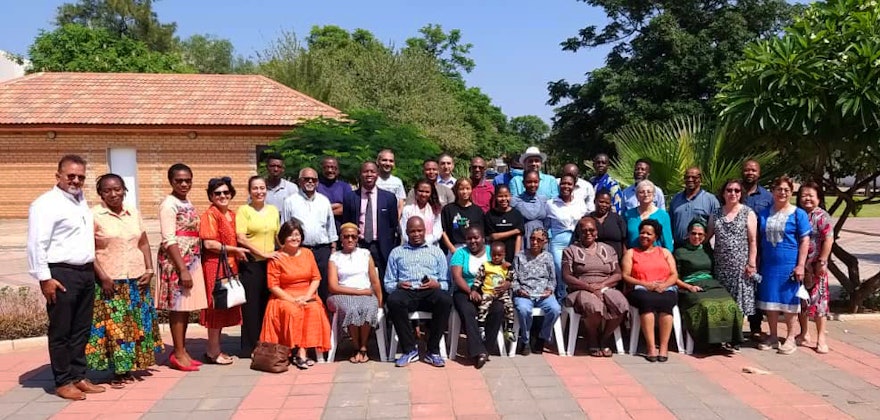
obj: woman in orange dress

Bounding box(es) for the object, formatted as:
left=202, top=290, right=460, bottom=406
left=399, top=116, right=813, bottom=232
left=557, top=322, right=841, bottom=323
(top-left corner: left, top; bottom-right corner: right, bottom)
left=200, top=177, right=249, bottom=365
left=260, top=218, right=332, bottom=369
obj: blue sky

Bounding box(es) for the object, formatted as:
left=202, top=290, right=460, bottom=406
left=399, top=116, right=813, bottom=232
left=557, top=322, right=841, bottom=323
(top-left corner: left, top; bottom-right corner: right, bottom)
left=0, top=0, right=611, bottom=123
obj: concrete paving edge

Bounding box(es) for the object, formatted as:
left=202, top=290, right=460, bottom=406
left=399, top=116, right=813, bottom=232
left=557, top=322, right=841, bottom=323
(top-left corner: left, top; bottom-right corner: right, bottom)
left=0, top=323, right=211, bottom=354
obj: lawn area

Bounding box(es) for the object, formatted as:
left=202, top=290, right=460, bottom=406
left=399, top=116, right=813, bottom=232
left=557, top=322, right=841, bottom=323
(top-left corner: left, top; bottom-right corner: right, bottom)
left=825, top=196, right=880, bottom=217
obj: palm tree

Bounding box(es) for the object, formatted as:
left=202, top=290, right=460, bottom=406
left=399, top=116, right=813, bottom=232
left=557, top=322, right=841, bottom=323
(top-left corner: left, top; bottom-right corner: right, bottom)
left=605, top=116, right=778, bottom=199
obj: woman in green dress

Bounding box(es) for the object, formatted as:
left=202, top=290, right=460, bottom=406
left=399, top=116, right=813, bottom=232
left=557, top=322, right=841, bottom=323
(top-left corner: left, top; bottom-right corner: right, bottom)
left=674, top=219, right=744, bottom=353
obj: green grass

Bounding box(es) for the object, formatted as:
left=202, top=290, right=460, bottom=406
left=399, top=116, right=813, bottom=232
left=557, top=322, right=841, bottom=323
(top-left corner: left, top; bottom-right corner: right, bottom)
left=825, top=197, right=880, bottom=218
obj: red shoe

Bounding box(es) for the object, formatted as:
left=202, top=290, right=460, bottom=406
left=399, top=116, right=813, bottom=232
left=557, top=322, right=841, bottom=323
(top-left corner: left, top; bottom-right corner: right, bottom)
left=169, top=354, right=200, bottom=372
left=190, top=359, right=204, bottom=366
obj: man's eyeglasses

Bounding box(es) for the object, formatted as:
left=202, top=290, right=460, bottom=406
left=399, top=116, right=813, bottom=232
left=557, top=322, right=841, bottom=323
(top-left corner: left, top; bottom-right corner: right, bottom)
left=65, top=174, right=86, bottom=182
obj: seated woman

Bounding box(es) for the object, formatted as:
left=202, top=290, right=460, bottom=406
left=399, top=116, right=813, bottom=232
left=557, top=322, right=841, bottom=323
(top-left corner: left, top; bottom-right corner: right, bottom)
left=621, top=219, right=678, bottom=363
left=674, top=219, right=744, bottom=353
left=562, top=217, right=629, bottom=357
left=260, top=219, right=332, bottom=369
left=327, top=223, right=384, bottom=363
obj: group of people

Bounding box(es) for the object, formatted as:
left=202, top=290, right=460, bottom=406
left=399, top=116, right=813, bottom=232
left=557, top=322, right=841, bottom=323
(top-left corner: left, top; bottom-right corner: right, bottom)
left=27, top=146, right=834, bottom=400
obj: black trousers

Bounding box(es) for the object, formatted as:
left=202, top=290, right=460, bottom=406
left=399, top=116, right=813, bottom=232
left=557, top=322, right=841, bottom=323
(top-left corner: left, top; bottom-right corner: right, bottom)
left=387, top=288, right=452, bottom=354
left=46, top=264, right=95, bottom=387
left=749, top=309, right=764, bottom=334
left=452, top=291, right=503, bottom=358
left=306, top=244, right=332, bottom=303
left=359, top=241, right=387, bottom=296
left=239, top=260, right=270, bottom=357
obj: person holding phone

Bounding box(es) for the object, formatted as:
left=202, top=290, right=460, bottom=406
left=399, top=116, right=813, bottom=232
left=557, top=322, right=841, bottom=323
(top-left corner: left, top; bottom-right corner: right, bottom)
left=384, top=217, right=452, bottom=368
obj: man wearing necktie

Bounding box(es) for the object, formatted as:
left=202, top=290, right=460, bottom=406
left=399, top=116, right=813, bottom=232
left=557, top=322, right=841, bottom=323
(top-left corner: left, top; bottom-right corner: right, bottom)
left=343, top=162, right=400, bottom=292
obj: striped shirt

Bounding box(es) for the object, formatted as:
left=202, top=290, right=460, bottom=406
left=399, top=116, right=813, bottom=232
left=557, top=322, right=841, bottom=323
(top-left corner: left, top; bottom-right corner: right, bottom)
left=383, top=242, right=449, bottom=292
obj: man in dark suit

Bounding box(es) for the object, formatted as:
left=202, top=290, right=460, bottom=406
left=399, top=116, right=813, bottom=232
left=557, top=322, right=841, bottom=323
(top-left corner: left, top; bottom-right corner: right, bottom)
left=343, top=161, right=400, bottom=285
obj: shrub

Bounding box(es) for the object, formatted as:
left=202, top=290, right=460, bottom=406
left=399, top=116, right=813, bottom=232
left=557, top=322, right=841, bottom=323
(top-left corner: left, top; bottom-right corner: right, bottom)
left=0, top=286, right=48, bottom=340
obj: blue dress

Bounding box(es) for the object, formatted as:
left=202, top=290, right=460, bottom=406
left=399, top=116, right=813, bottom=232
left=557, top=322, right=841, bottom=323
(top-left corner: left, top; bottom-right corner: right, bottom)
left=623, top=208, right=674, bottom=251
left=757, top=206, right=811, bottom=313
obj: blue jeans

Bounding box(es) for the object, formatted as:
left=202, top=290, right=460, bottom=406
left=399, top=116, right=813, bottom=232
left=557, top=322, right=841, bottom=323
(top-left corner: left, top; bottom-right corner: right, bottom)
left=549, top=230, right=573, bottom=302
left=514, top=296, right=561, bottom=344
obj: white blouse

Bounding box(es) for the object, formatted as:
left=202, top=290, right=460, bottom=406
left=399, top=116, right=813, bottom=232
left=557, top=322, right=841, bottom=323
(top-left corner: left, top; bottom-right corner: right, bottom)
left=329, top=248, right=372, bottom=290
left=546, top=196, right=588, bottom=233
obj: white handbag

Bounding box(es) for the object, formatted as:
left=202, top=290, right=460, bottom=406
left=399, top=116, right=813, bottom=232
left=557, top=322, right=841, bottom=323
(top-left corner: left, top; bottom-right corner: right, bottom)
left=212, top=245, right=247, bottom=309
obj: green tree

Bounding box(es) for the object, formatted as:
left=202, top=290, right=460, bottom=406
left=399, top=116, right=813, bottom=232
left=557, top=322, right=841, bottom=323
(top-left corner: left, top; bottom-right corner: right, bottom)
left=604, top=116, right=778, bottom=197
left=404, top=24, right=475, bottom=79
left=179, top=34, right=235, bottom=74
left=270, top=109, right=441, bottom=186
left=717, top=0, right=880, bottom=312
left=509, top=115, right=550, bottom=146
left=547, top=0, right=802, bottom=164
left=28, top=24, right=191, bottom=73
left=56, top=0, right=177, bottom=52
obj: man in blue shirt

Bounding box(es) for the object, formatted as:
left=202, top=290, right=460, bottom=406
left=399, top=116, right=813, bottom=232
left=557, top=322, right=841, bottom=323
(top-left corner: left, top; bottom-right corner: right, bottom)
left=670, top=167, right=720, bottom=246
left=509, top=147, right=559, bottom=198
left=384, top=216, right=452, bottom=368
left=589, top=153, right=624, bottom=213
left=743, top=159, right=773, bottom=216
left=317, top=156, right=351, bottom=232
left=493, top=154, right=523, bottom=187
left=622, top=159, right=666, bottom=212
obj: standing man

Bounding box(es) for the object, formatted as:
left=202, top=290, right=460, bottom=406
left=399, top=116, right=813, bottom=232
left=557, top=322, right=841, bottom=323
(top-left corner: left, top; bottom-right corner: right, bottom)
left=282, top=168, right=338, bottom=302
left=742, top=159, right=772, bottom=338
left=438, top=153, right=457, bottom=188
left=493, top=154, right=523, bottom=187
left=263, top=153, right=298, bottom=215
left=469, top=156, right=495, bottom=213
left=589, top=153, right=623, bottom=213
left=317, top=156, right=350, bottom=232
left=27, top=155, right=106, bottom=400
left=743, top=159, right=773, bottom=216
left=343, top=162, right=400, bottom=282
left=406, top=159, right=455, bottom=206
left=376, top=149, right=406, bottom=216
left=384, top=217, right=452, bottom=367
left=669, top=167, right=720, bottom=246
left=621, top=159, right=666, bottom=212
left=559, top=163, right=596, bottom=213
left=509, top=146, right=559, bottom=198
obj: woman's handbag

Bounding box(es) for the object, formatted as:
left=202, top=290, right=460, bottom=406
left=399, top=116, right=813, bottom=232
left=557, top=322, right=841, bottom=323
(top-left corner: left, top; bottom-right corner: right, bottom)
left=250, top=341, right=290, bottom=373
left=212, top=244, right=247, bottom=309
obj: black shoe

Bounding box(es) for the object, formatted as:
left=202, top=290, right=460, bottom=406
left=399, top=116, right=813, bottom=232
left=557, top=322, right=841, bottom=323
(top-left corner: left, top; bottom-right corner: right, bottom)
left=517, top=342, right=531, bottom=356
left=475, top=353, right=488, bottom=369
left=657, top=355, right=668, bottom=363
left=532, top=338, right=545, bottom=354
left=644, top=354, right=658, bottom=363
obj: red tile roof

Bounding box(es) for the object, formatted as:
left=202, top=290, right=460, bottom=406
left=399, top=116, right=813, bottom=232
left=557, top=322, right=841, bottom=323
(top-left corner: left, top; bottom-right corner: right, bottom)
left=0, top=72, right=343, bottom=126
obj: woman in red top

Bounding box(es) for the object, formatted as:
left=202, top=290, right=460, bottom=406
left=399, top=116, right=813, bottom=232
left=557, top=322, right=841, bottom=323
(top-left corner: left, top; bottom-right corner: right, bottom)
left=621, top=219, right=682, bottom=362
left=260, top=219, right=332, bottom=369
left=200, top=177, right=249, bottom=365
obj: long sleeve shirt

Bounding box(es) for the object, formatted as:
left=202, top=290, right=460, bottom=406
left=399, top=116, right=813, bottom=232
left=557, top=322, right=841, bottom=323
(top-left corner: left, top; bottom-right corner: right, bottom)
left=27, top=186, right=95, bottom=281
left=281, top=191, right=338, bottom=246
left=383, top=243, right=449, bottom=292
left=512, top=250, right=556, bottom=297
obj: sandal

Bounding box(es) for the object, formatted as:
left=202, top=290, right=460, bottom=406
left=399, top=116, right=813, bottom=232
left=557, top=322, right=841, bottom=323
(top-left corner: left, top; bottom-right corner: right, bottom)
left=305, top=358, right=316, bottom=367
left=816, top=343, right=830, bottom=354
left=349, top=354, right=360, bottom=364
left=588, top=348, right=603, bottom=357
left=204, top=352, right=234, bottom=365
left=293, top=356, right=310, bottom=370
left=358, top=350, right=369, bottom=363
left=109, top=376, right=126, bottom=389
left=601, top=347, right=613, bottom=357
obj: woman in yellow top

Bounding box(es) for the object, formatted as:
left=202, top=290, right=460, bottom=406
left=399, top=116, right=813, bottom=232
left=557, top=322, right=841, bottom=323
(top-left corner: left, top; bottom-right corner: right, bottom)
left=235, top=175, right=281, bottom=358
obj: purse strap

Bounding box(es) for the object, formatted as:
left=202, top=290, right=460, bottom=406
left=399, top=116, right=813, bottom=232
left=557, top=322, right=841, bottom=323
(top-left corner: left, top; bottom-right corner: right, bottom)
left=215, top=244, right=235, bottom=281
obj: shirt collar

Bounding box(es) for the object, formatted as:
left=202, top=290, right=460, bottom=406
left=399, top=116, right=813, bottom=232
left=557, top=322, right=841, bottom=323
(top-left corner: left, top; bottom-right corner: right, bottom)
left=298, top=190, right=316, bottom=201
left=94, top=202, right=131, bottom=216
left=54, top=185, right=84, bottom=203
left=404, top=241, right=430, bottom=249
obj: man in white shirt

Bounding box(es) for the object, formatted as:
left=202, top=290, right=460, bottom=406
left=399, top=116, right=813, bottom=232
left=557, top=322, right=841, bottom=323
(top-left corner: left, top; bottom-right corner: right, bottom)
left=27, top=155, right=106, bottom=400
left=559, top=163, right=596, bottom=213
left=376, top=149, right=406, bottom=215
left=621, top=159, right=666, bottom=212
left=437, top=153, right=457, bottom=188
left=282, top=167, right=338, bottom=302
left=263, top=153, right=298, bottom=215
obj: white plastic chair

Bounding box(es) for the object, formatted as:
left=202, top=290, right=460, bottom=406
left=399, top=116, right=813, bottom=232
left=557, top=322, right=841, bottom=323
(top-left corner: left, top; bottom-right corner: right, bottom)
left=627, top=305, right=693, bottom=355
left=389, top=311, right=449, bottom=360
left=510, top=307, right=566, bottom=357
left=447, top=309, right=508, bottom=360
left=560, top=306, right=624, bottom=356
left=324, top=308, right=388, bottom=363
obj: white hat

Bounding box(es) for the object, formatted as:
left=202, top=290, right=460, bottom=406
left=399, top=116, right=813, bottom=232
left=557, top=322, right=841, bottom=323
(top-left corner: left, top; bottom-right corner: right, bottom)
left=520, top=146, right=547, bottom=164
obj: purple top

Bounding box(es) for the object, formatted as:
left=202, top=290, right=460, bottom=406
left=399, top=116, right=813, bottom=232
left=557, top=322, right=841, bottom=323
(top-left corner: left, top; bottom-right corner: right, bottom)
left=317, top=177, right=351, bottom=228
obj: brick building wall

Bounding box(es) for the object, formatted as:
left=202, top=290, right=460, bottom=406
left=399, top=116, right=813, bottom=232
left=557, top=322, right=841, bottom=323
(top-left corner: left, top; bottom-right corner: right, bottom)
left=0, top=130, right=284, bottom=218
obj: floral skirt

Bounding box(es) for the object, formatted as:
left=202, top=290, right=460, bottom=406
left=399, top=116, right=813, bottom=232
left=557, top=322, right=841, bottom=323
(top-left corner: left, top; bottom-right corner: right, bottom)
left=86, top=279, right=164, bottom=374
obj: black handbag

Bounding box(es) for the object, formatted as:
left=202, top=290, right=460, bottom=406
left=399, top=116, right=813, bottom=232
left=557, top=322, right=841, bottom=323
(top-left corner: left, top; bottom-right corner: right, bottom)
left=212, top=244, right=246, bottom=309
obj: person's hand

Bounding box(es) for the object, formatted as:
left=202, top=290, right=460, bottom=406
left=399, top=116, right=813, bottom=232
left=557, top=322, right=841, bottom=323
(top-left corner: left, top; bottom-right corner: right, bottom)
left=398, top=280, right=412, bottom=290
left=517, top=289, right=529, bottom=298
left=230, top=247, right=250, bottom=261
left=424, top=279, right=441, bottom=289
left=689, top=285, right=703, bottom=293
left=495, top=281, right=511, bottom=293
left=540, top=289, right=553, bottom=299
left=178, top=272, right=193, bottom=290
left=469, top=290, right=482, bottom=303
left=266, top=251, right=284, bottom=261
left=99, top=277, right=115, bottom=299
left=501, top=261, right=512, bottom=270
left=814, top=261, right=828, bottom=278
left=793, top=264, right=805, bottom=282
left=137, top=271, right=154, bottom=288
left=40, top=279, right=66, bottom=304
left=745, top=264, right=757, bottom=278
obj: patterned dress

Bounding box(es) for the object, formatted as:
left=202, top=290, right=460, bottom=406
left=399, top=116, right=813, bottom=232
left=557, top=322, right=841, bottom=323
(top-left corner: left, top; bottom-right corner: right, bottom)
left=156, top=195, right=207, bottom=311
left=200, top=205, right=243, bottom=328
left=712, top=205, right=755, bottom=316
left=804, top=208, right=832, bottom=318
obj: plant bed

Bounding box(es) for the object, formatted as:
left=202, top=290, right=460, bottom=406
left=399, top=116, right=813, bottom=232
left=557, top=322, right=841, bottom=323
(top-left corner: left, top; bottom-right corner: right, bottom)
left=0, top=286, right=48, bottom=341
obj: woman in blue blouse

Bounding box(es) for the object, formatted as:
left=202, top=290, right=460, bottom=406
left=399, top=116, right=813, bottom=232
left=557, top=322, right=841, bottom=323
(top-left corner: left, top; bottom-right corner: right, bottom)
left=624, top=180, right=673, bottom=251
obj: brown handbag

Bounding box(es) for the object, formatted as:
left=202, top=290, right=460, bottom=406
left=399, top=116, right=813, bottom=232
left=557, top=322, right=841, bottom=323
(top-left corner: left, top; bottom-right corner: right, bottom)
left=250, top=341, right=290, bottom=373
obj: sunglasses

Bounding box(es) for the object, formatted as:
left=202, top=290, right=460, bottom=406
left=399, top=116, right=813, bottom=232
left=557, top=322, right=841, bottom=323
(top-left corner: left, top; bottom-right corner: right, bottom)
left=212, top=190, right=231, bottom=197
left=341, top=234, right=358, bottom=239
left=300, top=177, right=318, bottom=183
left=65, top=174, right=86, bottom=182
left=725, top=188, right=742, bottom=193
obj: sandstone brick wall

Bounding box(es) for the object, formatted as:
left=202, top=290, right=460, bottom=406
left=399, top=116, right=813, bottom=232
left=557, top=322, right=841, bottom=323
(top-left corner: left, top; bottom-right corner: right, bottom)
left=0, top=130, right=282, bottom=218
